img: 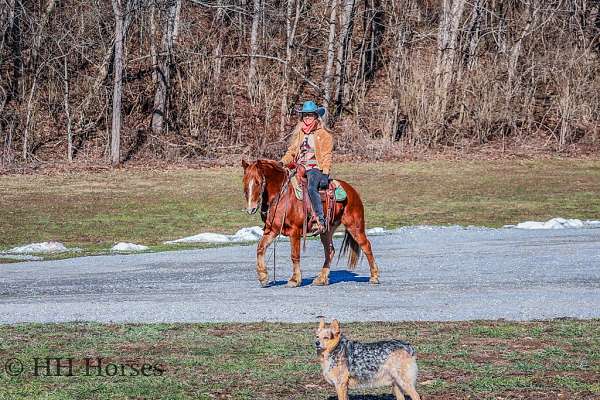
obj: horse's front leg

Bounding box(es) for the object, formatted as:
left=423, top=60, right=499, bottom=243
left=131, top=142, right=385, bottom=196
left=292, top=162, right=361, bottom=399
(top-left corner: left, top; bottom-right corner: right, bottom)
left=256, top=230, right=277, bottom=287
left=287, top=234, right=302, bottom=287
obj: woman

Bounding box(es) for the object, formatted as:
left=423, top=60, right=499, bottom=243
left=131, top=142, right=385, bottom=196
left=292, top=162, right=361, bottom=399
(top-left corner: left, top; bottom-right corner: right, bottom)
left=281, top=100, right=333, bottom=234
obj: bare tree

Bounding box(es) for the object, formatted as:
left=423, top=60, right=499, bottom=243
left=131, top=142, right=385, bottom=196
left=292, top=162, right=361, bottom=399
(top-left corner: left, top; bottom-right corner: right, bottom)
left=334, top=0, right=356, bottom=117
left=111, top=0, right=127, bottom=166
left=212, top=0, right=226, bottom=83
left=151, top=0, right=183, bottom=135
left=8, top=0, right=23, bottom=102
left=463, top=0, right=483, bottom=70
left=31, top=0, right=58, bottom=67
left=63, top=55, right=73, bottom=162
left=507, top=1, right=540, bottom=90
left=323, top=0, right=338, bottom=119
left=280, top=0, right=302, bottom=133
left=248, top=0, right=261, bottom=101
left=434, top=0, right=466, bottom=125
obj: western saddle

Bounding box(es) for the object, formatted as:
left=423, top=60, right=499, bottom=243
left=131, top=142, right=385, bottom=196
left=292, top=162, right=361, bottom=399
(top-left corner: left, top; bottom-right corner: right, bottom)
left=294, top=164, right=337, bottom=238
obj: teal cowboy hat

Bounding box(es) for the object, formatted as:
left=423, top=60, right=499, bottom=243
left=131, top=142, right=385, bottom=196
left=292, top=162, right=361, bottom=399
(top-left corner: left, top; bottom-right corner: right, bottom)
left=300, top=100, right=326, bottom=118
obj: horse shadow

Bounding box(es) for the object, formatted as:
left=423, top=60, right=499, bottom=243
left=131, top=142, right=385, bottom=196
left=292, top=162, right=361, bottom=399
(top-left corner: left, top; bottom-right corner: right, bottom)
left=269, top=270, right=369, bottom=287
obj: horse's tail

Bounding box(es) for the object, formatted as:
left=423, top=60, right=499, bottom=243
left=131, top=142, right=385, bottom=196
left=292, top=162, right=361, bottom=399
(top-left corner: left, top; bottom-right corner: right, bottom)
left=339, top=230, right=361, bottom=270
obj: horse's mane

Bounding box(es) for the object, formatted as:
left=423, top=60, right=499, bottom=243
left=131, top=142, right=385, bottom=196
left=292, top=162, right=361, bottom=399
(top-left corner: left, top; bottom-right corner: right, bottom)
left=255, top=159, right=286, bottom=177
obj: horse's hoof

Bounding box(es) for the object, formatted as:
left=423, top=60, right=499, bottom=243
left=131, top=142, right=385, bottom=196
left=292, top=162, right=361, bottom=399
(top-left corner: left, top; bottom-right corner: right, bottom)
left=286, top=279, right=301, bottom=288
left=312, top=277, right=329, bottom=286
left=259, top=279, right=270, bottom=288
left=369, top=277, right=380, bottom=285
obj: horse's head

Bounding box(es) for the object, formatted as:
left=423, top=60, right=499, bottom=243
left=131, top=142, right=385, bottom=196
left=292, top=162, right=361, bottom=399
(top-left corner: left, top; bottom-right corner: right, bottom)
left=241, top=159, right=287, bottom=215
left=241, top=159, right=264, bottom=215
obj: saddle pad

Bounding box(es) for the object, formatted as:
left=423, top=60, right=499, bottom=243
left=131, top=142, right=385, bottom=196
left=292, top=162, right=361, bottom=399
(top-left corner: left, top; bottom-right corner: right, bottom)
left=290, top=176, right=347, bottom=201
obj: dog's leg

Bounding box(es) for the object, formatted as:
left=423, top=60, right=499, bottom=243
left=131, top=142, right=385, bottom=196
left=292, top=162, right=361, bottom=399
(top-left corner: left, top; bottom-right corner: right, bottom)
left=401, top=385, right=420, bottom=400
left=313, top=226, right=336, bottom=285
left=334, top=382, right=349, bottom=400
left=392, top=384, right=406, bottom=400
left=391, top=374, right=420, bottom=400
left=344, top=224, right=380, bottom=284
left=256, top=230, right=277, bottom=287
left=287, top=234, right=302, bottom=287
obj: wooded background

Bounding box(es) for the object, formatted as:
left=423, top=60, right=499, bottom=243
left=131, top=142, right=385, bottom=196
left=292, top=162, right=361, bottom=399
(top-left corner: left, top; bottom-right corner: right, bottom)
left=1, top=0, right=600, bottom=166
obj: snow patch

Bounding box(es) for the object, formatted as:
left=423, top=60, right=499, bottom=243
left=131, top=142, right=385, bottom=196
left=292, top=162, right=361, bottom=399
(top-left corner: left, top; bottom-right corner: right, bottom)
left=230, top=226, right=264, bottom=242
left=164, top=232, right=230, bottom=244
left=504, top=218, right=600, bottom=230
left=164, top=226, right=266, bottom=244
left=111, top=242, right=149, bottom=252
left=4, top=241, right=73, bottom=254
left=166, top=226, right=389, bottom=244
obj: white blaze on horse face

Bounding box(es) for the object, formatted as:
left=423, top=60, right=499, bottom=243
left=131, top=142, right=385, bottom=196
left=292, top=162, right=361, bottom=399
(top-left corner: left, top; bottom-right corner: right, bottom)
left=247, top=180, right=254, bottom=210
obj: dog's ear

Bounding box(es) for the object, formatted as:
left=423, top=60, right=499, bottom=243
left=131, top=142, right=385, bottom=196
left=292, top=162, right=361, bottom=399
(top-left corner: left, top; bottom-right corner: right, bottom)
left=331, top=319, right=340, bottom=335
left=241, top=159, right=249, bottom=169
left=318, top=317, right=325, bottom=330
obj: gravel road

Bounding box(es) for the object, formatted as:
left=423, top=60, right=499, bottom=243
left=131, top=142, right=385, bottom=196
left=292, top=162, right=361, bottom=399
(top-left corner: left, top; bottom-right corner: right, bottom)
left=1, top=227, right=599, bottom=323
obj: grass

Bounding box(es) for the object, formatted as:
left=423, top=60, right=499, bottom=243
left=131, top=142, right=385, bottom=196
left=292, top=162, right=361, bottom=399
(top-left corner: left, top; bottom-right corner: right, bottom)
left=1, top=159, right=599, bottom=251
left=0, top=320, right=598, bottom=399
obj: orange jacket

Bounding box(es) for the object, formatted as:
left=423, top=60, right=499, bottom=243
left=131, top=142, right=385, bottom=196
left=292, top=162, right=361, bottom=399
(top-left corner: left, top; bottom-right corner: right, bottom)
left=281, top=122, right=334, bottom=174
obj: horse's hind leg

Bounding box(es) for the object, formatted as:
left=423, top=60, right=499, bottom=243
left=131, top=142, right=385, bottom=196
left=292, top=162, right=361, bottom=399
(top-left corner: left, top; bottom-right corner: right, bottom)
left=313, top=225, right=337, bottom=286
left=287, top=234, right=302, bottom=287
left=256, top=230, right=278, bottom=287
left=343, top=219, right=380, bottom=284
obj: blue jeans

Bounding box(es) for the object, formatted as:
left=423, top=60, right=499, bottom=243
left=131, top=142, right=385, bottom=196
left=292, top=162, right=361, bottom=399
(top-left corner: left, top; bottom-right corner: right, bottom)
left=306, top=168, right=328, bottom=223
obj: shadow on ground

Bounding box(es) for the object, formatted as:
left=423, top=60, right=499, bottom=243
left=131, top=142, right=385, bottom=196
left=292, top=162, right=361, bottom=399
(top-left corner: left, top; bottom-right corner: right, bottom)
left=269, top=270, right=369, bottom=287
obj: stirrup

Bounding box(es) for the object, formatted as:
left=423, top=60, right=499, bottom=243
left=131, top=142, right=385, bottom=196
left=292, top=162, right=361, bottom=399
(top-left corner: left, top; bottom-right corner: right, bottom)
left=312, top=220, right=327, bottom=235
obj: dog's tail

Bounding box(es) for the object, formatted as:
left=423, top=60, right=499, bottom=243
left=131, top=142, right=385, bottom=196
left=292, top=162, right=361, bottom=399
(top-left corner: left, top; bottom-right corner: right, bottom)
left=339, top=230, right=361, bottom=270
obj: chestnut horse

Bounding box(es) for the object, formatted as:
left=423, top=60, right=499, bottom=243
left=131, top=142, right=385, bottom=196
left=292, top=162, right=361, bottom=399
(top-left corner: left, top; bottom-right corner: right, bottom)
left=241, top=159, right=380, bottom=287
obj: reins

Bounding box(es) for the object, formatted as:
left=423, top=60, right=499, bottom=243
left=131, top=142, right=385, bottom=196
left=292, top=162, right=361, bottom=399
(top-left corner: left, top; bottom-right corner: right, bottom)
left=264, top=168, right=293, bottom=284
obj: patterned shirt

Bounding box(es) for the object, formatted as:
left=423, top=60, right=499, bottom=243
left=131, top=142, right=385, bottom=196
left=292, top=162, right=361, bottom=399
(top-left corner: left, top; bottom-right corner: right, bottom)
left=298, top=133, right=318, bottom=170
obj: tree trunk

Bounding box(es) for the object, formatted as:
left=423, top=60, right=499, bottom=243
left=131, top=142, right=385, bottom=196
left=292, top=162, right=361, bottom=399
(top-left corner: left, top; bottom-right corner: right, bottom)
left=213, top=0, right=226, bottom=83
left=248, top=0, right=261, bottom=101
left=464, top=0, right=483, bottom=70
left=151, top=0, right=183, bottom=135
left=507, top=1, right=539, bottom=93
left=434, top=0, right=466, bottom=125
left=111, top=0, right=126, bottom=166
left=363, top=0, right=383, bottom=79
left=9, top=0, right=22, bottom=102
left=280, top=0, right=301, bottom=134
left=334, top=0, right=356, bottom=117
left=0, top=0, right=15, bottom=55
left=22, top=74, right=38, bottom=161
left=150, top=1, right=158, bottom=86
left=31, top=0, right=58, bottom=67
left=323, top=0, right=338, bottom=119
left=64, top=56, right=72, bottom=162
left=388, top=0, right=410, bottom=142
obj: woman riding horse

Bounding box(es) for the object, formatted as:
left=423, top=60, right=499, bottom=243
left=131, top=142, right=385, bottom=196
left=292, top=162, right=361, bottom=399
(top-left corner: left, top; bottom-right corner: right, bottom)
left=241, top=101, right=380, bottom=288
left=280, top=101, right=332, bottom=234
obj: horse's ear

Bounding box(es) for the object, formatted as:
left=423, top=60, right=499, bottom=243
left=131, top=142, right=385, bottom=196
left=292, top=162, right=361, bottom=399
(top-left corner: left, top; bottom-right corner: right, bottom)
left=241, top=159, right=249, bottom=169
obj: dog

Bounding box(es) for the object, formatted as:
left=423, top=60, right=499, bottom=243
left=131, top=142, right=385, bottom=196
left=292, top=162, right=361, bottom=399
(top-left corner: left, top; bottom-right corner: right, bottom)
left=315, top=319, right=421, bottom=400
